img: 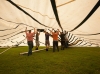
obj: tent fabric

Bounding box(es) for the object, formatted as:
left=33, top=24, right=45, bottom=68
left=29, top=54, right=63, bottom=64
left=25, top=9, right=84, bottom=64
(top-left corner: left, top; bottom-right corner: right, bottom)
left=0, top=0, right=100, bottom=47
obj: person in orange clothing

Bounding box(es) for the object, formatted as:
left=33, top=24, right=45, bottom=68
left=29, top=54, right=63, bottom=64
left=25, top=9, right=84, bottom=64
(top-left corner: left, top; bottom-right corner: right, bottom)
left=25, top=27, right=36, bottom=56
left=50, top=29, right=60, bottom=52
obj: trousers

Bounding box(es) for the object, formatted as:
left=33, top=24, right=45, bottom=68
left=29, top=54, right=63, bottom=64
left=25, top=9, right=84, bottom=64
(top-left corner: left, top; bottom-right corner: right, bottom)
left=53, top=41, right=59, bottom=52
left=27, top=41, right=34, bottom=55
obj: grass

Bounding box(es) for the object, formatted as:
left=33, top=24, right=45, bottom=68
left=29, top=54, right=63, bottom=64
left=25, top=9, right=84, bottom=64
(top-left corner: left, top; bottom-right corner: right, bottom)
left=0, top=46, right=100, bottom=74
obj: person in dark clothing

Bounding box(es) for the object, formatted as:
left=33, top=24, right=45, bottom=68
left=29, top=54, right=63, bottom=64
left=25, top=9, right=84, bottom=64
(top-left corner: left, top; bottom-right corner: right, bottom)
left=59, top=32, right=66, bottom=50
left=64, top=31, right=69, bottom=48
left=44, top=30, right=50, bottom=51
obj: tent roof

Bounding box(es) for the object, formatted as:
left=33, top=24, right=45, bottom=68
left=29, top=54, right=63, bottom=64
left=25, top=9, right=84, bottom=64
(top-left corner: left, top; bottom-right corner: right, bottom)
left=0, top=0, right=100, bottom=47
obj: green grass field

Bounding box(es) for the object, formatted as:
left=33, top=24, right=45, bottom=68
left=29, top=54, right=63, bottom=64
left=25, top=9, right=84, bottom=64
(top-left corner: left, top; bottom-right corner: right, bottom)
left=0, top=46, right=100, bottom=74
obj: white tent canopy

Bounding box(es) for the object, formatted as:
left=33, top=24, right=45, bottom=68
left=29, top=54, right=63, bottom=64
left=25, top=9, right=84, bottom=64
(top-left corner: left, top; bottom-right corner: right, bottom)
left=0, top=0, right=100, bottom=47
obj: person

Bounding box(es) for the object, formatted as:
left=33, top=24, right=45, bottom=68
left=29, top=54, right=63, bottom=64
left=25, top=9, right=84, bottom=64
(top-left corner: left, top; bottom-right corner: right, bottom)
left=44, top=30, right=50, bottom=51
left=35, top=30, right=40, bottom=50
left=59, top=31, right=66, bottom=50
left=25, top=27, right=36, bottom=56
left=64, top=31, right=69, bottom=48
left=50, top=29, right=60, bottom=52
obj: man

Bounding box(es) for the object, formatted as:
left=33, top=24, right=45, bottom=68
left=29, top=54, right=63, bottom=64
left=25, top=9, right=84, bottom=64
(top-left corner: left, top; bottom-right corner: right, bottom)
left=25, top=27, right=36, bottom=56
left=50, top=29, right=60, bottom=52
left=64, top=31, right=69, bottom=48
left=59, top=31, right=66, bottom=50
left=35, top=30, right=40, bottom=50
left=44, top=30, right=50, bottom=51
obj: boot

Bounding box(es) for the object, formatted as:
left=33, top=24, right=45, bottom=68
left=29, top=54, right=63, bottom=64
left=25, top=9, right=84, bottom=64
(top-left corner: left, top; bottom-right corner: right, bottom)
left=36, top=47, right=38, bottom=50
left=46, top=49, right=48, bottom=51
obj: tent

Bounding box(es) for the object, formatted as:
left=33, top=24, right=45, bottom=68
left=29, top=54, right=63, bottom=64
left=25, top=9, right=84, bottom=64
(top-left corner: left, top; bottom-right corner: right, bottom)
left=0, top=0, right=100, bottom=47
